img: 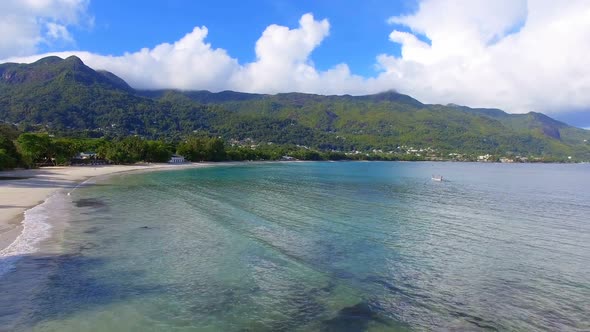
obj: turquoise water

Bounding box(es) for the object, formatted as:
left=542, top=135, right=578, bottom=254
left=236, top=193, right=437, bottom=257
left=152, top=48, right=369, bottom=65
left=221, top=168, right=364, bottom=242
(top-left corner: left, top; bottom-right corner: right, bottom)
left=1, top=162, right=589, bottom=331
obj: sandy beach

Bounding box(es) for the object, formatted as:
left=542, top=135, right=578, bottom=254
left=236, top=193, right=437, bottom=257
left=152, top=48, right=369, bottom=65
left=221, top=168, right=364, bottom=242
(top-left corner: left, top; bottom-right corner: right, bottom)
left=0, top=163, right=207, bottom=252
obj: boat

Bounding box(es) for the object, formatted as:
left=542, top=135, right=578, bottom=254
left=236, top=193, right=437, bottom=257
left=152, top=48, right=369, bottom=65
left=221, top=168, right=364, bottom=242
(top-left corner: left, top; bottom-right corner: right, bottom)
left=431, top=175, right=443, bottom=182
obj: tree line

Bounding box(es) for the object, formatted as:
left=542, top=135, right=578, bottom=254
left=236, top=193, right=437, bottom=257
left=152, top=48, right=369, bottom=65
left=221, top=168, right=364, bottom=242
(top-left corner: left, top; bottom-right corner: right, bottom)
left=4, top=125, right=423, bottom=170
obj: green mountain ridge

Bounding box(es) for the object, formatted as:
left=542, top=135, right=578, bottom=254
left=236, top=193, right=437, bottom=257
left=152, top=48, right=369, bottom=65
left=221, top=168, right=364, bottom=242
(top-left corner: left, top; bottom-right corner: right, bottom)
left=1, top=56, right=589, bottom=159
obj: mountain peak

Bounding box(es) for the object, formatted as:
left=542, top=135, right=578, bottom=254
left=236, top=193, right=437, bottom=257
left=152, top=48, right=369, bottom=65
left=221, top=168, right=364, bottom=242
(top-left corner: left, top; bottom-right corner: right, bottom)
left=33, top=56, right=64, bottom=65
left=0, top=55, right=132, bottom=92
left=357, top=90, right=423, bottom=107
left=64, top=55, right=84, bottom=65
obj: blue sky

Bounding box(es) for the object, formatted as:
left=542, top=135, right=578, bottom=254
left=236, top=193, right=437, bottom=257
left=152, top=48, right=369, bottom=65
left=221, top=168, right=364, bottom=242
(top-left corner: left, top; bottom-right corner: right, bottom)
left=47, top=0, right=418, bottom=77
left=3, top=0, right=590, bottom=127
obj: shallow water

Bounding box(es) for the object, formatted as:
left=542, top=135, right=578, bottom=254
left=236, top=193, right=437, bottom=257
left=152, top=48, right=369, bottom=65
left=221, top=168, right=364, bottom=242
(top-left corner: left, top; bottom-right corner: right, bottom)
left=1, top=162, right=589, bottom=331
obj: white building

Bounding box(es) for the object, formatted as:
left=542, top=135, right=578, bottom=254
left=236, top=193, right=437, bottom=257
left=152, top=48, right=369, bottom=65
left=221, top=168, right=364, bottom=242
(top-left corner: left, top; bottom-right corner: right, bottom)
left=169, top=155, right=186, bottom=163
left=478, top=154, right=492, bottom=161
left=76, top=152, right=97, bottom=159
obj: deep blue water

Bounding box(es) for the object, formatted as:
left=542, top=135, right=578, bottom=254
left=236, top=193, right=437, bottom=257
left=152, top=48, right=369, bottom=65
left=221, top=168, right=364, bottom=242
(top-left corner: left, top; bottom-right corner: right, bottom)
left=1, top=162, right=589, bottom=331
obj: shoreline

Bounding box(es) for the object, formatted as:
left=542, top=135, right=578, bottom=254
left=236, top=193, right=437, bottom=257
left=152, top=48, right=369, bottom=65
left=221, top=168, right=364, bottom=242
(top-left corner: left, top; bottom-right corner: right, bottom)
left=0, top=163, right=214, bottom=254
left=1, top=160, right=584, bottom=255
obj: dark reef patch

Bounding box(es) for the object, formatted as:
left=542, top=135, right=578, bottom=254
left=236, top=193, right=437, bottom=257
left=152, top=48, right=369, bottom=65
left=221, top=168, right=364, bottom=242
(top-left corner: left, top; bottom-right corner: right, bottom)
left=74, top=198, right=107, bottom=208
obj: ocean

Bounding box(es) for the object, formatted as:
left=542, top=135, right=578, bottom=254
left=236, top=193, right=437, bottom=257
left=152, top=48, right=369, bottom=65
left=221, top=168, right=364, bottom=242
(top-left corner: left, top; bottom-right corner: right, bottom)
left=0, top=162, right=589, bottom=331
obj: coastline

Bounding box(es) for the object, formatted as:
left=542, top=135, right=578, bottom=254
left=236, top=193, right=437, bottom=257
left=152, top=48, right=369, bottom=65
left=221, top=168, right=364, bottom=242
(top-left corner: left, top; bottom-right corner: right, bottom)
left=3, top=160, right=580, bottom=261
left=0, top=163, right=211, bottom=254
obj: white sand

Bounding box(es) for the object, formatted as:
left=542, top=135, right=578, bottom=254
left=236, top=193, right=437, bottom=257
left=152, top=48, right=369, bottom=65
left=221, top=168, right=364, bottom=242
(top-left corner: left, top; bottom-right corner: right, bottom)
left=0, top=163, right=208, bottom=251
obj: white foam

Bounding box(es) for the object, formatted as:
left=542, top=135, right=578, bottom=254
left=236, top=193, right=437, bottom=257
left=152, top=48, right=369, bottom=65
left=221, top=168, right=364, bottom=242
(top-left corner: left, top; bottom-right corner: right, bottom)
left=0, top=192, right=62, bottom=277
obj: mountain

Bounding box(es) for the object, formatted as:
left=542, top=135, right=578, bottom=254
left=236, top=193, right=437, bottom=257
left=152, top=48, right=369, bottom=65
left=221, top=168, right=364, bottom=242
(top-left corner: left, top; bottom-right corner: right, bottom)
left=1, top=56, right=589, bottom=159
left=0, top=56, right=132, bottom=91
left=0, top=56, right=214, bottom=137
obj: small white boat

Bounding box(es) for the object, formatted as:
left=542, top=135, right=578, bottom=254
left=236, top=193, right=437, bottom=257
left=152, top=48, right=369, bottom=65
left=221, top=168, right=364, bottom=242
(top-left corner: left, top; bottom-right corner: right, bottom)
left=431, top=175, right=443, bottom=182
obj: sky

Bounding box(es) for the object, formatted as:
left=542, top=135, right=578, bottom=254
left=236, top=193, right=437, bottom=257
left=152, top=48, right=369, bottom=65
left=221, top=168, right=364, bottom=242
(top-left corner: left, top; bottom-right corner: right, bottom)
left=1, top=0, right=590, bottom=127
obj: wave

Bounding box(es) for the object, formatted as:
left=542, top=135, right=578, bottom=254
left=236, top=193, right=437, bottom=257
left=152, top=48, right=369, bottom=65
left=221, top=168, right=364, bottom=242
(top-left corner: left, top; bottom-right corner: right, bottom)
left=0, top=172, right=127, bottom=277
left=0, top=192, right=64, bottom=277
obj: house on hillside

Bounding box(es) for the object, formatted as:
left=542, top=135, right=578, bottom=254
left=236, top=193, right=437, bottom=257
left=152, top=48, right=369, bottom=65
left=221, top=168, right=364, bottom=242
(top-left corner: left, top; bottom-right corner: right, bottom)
left=169, top=154, right=186, bottom=163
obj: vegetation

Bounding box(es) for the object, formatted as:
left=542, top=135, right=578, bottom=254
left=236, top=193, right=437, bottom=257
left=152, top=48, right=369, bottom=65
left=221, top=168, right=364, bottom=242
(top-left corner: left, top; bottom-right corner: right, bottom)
left=0, top=55, right=589, bottom=171
left=177, top=136, right=226, bottom=162
left=0, top=126, right=435, bottom=169
left=1, top=125, right=582, bottom=170
left=0, top=124, right=20, bottom=169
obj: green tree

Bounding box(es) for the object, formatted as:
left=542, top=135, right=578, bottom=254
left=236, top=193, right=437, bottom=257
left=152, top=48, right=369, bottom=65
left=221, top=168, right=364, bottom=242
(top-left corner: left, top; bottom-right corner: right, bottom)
left=145, top=140, right=173, bottom=162
left=205, top=137, right=226, bottom=161
left=0, top=149, right=17, bottom=170
left=98, top=142, right=130, bottom=164
left=51, top=138, right=78, bottom=165
left=16, top=133, right=52, bottom=167
left=119, top=136, right=147, bottom=162
left=177, top=136, right=205, bottom=162
left=177, top=136, right=228, bottom=162
left=291, top=149, right=323, bottom=161
left=0, top=133, right=20, bottom=168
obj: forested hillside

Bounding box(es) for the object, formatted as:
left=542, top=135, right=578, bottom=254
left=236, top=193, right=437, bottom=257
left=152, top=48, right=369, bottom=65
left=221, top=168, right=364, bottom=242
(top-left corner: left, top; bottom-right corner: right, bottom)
left=1, top=56, right=589, bottom=161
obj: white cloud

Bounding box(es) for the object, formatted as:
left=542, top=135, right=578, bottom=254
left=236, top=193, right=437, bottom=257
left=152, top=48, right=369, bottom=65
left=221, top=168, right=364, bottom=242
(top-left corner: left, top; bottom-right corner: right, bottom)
left=228, top=13, right=375, bottom=95
left=4, top=13, right=372, bottom=95
left=379, top=0, right=590, bottom=113
left=80, top=26, right=240, bottom=91
left=46, top=22, right=74, bottom=42
left=229, top=13, right=330, bottom=93
left=3, top=26, right=239, bottom=91
left=0, top=0, right=90, bottom=58
left=3, top=2, right=590, bottom=115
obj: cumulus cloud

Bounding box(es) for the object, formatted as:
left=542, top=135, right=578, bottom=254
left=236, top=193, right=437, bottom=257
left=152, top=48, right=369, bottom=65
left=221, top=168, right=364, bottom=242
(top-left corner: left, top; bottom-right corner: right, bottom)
left=229, top=13, right=330, bottom=93
left=3, top=1, right=590, bottom=115
left=379, top=0, right=590, bottom=113
left=5, top=13, right=372, bottom=95
left=229, top=13, right=376, bottom=95
left=75, top=26, right=239, bottom=91
left=0, top=0, right=90, bottom=58
left=3, top=26, right=239, bottom=91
